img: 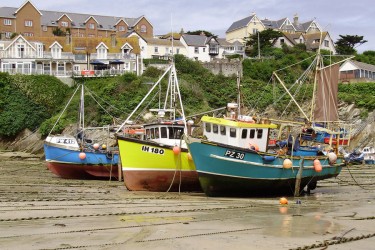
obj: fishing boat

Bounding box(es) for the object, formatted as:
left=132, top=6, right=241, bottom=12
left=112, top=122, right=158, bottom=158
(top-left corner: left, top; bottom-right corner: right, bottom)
left=186, top=48, right=351, bottom=197
left=44, top=83, right=119, bottom=179
left=116, top=63, right=200, bottom=192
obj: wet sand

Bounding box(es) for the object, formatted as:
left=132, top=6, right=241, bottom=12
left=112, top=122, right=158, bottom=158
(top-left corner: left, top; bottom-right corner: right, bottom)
left=0, top=151, right=374, bottom=250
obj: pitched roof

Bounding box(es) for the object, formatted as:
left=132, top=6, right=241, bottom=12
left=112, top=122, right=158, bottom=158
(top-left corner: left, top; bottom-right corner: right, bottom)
left=143, top=37, right=184, bottom=47
left=181, top=34, right=208, bottom=46
left=0, top=6, right=144, bottom=31
left=348, top=60, right=375, bottom=72
left=303, top=31, right=328, bottom=50
left=226, top=14, right=255, bottom=33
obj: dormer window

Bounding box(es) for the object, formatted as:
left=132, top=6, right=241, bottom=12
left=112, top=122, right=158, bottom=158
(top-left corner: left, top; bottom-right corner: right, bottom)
left=97, top=44, right=107, bottom=59
left=119, top=26, right=125, bottom=32
left=51, top=44, right=62, bottom=59
left=121, top=43, right=133, bottom=55
left=88, top=23, right=95, bottom=29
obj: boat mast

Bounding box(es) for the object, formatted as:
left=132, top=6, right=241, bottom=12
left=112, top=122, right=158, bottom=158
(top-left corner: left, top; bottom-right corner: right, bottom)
left=79, top=83, right=85, bottom=140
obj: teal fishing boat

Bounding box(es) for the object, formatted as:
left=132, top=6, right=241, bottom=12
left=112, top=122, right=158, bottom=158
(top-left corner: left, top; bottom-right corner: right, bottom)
left=186, top=48, right=351, bottom=197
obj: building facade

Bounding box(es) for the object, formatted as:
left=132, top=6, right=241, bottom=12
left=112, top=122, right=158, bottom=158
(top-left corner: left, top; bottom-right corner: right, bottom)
left=0, top=1, right=153, bottom=39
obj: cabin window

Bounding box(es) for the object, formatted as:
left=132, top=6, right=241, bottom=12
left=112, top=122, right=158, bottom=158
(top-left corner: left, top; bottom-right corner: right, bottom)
left=230, top=128, right=236, bottom=138
left=257, top=129, right=263, bottom=139
left=155, top=128, right=160, bottom=139
left=241, top=129, right=247, bottom=139
left=168, top=127, right=184, bottom=139
left=249, top=129, right=255, bottom=139
left=205, top=123, right=211, bottom=132
left=146, top=129, right=151, bottom=139
left=213, top=124, right=218, bottom=134
left=220, top=126, right=226, bottom=135
left=161, top=127, right=167, bottom=138
left=150, top=128, right=155, bottom=139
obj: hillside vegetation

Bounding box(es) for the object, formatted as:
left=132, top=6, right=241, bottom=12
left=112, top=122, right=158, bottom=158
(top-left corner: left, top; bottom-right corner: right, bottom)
left=1, top=50, right=374, bottom=139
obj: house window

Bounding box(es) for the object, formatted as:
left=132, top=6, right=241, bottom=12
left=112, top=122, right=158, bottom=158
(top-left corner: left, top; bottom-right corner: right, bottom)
left=119, top=26, right=125, bottom=31
left=176, top=48, right=180, bottom=54
left=5, top=32, right=12, bottom=38
left=42, top=26, right=47, bottom=32
left=16, top=44, right=25, bottom=58
left=57, top=63, right=64, bottom=72
left=4, top=19, right=12, bottom=26
left=23, top=32, right=34, bottom=37
left=253, top=28, right=258, bottom=34
left=154, top=47, right=158, bottom=53
left=61, top=21, right=68, bottom=27
left=73, top=65, right=80, bottom=72
left=25, top=20, right=33, bottom=27
left=203, top=48, right=206, bottom=52
left=140, top=25, right=147, bottom=33
left=194, top=47, right=199, bottom=53
left=88, top=34, right=95, bottom=37
left=324, top=40, right=329, bottom=47
left=300, top=39, right=303, bottom=43
left=88, top=23, right=95, bottom=29
left=97, top=46, right=107, bottom=59
left=51, top=46, right=61, bottom=59
left=280, top=39, right=285, bottom=44
left=165, top=47, right=169, bottom=54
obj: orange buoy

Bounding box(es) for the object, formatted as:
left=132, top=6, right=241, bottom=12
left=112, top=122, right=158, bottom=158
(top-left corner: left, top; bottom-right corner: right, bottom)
left=279, top=197, right=288, bottom=205
left=283, top=159, right=292, bottom=169
left=93, top=143, right=100, bottom=150
left=187, top=153, right=193, bottom=161
left=79, top=152, right=86, bottom=160
left=314, top=159, right=322, bottom=172
left=173, top=146, right=181, bottom=155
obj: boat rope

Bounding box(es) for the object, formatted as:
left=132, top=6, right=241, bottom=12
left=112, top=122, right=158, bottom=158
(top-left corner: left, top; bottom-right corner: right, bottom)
left=342, top=164, right=372, bottom=190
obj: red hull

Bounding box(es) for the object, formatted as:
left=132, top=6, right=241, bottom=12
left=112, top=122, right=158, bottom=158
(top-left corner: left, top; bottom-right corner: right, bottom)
left=123, top=170, right=201, bottom=192
left=324, top=138, right=349, bottom=145
left=47, top=162, right=119, bottom=179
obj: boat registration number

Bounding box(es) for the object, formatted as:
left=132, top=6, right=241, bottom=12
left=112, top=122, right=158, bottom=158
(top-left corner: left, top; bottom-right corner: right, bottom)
left=141, top=145, right=165, bottom=155
left=57, top=139, right=75, bottom=144
left=224, top=150, right=245, bottom=160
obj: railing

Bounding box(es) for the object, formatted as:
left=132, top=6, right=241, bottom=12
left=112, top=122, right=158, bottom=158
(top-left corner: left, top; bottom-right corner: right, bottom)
left=90, top=53, right=136, bottom=60
left=43, top=52, right=75, bottom=60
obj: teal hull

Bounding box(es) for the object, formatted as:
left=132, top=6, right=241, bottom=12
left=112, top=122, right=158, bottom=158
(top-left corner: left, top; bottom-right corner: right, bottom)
left=188, top=140, right=343, bottom=197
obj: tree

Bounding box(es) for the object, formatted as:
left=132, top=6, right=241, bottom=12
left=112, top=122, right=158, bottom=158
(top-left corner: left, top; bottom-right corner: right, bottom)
left=244, top=29, right=283, bottom=57
left=335, top=35, right=367, bottom=55
left=52, top=27, right=66, bottom=37
left=186, top=30, right=216, bottom=37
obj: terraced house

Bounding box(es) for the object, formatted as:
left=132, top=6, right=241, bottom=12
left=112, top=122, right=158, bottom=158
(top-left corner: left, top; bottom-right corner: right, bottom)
left=0, top=1, right=149, bottom=80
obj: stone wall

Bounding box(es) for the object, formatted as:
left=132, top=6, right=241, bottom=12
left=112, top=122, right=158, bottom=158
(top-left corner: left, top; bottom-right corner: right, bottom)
left=202, top=59, right=242, bottom=77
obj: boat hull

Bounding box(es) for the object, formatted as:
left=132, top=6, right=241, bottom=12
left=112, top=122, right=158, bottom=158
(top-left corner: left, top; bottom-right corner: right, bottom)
left=117, top=136, right=200, bottom=192
left=187, top=139, right=343, bottom=197
left=44, top=143, right=119, bottom=179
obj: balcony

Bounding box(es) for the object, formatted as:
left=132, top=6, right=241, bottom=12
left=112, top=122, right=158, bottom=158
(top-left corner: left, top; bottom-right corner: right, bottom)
left=43, top=52, right=75, bottom=60
left=209, top=46, right=219, bottom=56
left=90, top=53, right=136, bottom=60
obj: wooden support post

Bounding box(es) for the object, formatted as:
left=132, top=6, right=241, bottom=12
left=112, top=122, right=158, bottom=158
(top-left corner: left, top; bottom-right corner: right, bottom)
left=294, top=157, right=304, bottom=197
left=118, top=155, right=122, bottom=182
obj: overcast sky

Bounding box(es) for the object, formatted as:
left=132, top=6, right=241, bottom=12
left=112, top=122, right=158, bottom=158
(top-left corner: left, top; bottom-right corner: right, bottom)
left=6, top=0, right=375, bottom=52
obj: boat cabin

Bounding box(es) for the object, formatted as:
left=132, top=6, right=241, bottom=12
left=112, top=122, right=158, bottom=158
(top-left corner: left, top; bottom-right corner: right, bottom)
left=201, top=116, right=277, bottom=152
left=143, top=122, right=187, bottom=148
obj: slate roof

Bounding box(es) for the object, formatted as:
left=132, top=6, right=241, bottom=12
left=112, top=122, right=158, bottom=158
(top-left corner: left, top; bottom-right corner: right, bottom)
left=226, top=14, right=255, bottom=33
left=348, top=60, right=375, bottom=72
left=181, top=34, right=208, bottom=46
left=0, top=6, right=143, bottom=31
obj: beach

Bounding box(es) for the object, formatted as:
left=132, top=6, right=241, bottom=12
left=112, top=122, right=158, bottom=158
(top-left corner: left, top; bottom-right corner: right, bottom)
left=0, top=151, right=374, bottom=250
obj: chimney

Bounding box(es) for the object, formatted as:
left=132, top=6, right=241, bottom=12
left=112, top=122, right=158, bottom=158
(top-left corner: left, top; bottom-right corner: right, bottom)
left=200, top=31, right=205, bottom=36
left=251, top=11, right=256, bottom=16
left=110, top=33, right=116, bottom=47
left=66, top=31, right=71, bottom=45
left=293, top=14, right=299, bottom=26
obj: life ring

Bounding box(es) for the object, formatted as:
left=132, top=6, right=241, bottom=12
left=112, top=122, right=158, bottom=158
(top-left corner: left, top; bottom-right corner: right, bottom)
left=106, top=151, right=113, bottom=159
